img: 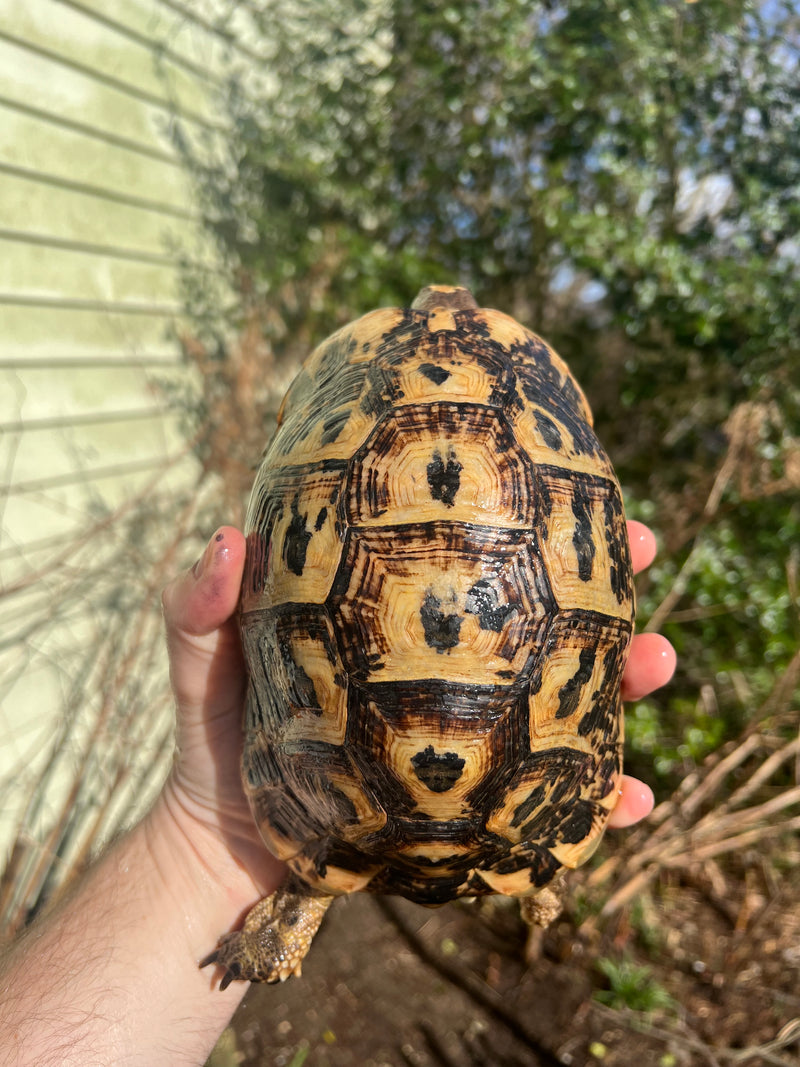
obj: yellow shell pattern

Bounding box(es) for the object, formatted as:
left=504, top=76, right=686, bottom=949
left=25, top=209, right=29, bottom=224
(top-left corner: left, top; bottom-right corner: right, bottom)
left=240, top=286, right=634, bottom=905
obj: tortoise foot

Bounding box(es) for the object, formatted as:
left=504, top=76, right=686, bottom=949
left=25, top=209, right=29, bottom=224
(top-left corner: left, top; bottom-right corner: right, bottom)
left=201, top=882, right=332, bottom=988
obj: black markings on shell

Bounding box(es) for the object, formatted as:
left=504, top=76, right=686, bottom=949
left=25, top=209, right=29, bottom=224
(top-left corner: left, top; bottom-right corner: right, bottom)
left=534, top=410, right=563, bottom=451
left=511, top=785, right=546, bottom=828
left=243, top=530, right=268, bottom=597
left=604, top=493, right=632, bottom=603
left=411, top=745, right=466, bottom=793
left=579, top=642, right=628, bottom=738
left=284, top=498, right=312, bottom=576
left=363, top=678, right=518, bottom=731
left=420, top=590, right=462, bottom=652
left=419, top=362, right=451, bottom=384
left=556, top=648, right=596, bottom=720
left=240, top=291, right=635, bottom=905
left=511, top=338, right=599, bottom=456
left=491, top=842, right=561, bottom=888
left=514, top=342, right=572, bottom=411
left=284, top=657, right=321, bottom=714
left=320, top=408, right=351, bottom=445
left=571, top=483, right=596, bottom=581
left=426, top=449, right=462, bottom=507
left=558, top=799, right=596, bottom=844
left=464, top=579, right=517, bottom=633
left=244, top=734, right=282, bottom=790
left=360, top=363, right=396, bottom=418
left=306, top=837, right=377, bottom=880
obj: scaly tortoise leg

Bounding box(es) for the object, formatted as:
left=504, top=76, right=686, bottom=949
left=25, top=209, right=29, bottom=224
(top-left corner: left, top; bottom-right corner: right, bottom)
left=519, top=874, right=566, bottom=962
left=201, top=879, right=333, bottom=988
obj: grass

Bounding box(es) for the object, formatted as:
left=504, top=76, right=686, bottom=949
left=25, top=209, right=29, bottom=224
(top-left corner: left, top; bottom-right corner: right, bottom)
left=594, top=955, right=676, bottom=1014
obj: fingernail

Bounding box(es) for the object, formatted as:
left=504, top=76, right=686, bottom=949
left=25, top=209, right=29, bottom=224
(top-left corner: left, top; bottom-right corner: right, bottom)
left=191, top=529, right=225, bottom=579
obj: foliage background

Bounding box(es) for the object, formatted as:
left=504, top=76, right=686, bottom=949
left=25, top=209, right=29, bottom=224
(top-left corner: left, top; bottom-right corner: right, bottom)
left=1, top=0, right=797, bottom=1061
left=174, top=0, right=799, bottom=793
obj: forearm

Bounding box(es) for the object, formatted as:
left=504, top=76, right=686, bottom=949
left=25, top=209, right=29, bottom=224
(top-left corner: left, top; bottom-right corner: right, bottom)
left=0, top=790, right=258, bottom=1067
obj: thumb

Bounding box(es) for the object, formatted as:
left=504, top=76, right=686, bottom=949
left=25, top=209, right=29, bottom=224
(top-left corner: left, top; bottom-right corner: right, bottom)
left=161, top=526, right=247, bottom=716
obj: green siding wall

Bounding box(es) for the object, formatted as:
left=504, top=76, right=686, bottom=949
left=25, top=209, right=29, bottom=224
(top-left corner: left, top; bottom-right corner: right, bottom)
left=0, top=0, right=231, bottom=882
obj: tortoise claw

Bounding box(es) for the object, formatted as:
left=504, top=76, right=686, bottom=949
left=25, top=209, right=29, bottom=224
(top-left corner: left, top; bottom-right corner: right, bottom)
left=200, top=945, right=243, bottom=990
left=200, top=886, right=332, bottom=988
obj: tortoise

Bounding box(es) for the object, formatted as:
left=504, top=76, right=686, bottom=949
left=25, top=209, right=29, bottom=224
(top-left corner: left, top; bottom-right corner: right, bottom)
left=202, top=285, right=635, bottom=988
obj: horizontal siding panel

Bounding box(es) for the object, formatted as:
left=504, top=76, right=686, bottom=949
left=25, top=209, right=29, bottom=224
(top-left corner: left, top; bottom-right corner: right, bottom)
left=157, top=0, right=272, bottom=66
left=0, top=577, right=104, bottom=645
left=0, top=351, right=185, bottom=368
left=0, top=404, right=178, bottom=434
left=0, top=293, right=183, bottom=316
left=1, top=450, right=199, bottom=546
left=55, top=0, right=230, bottom=88
left=0, top=227, right=215, bottom=270
left=1, top=410, right=188, bottom=483
left=0, top=0, right=229, bottom=884
left=0, top=4, right=221, bottom=125
left=0, top=303, right=187, bottom=356
left=0, top=160, right=198, bottom=222
left=1, top=477, right=203, bottom=602
left=0, top=471, right=198, bottom=571
left=0, top=92, right=180, bottom=167
left=0, top=108, right=190, bottom=211
left=0, top=170, right=201, bottom=255
left=0, top=364, right=181, bottom=421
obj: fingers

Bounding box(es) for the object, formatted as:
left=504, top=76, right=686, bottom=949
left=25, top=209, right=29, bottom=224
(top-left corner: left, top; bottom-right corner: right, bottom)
left=627, top=519, right=657, bottom=574
left=607, top=774, right=654, bottom=829
left=622, top=632, right=676, bottom=702
left=611, top=521, right=672, bottom=830
left=623, top=520, right=676, bottom=704
left=159, top=522, right=668, bottom=837
left=162, top=526, right=246, bottom=638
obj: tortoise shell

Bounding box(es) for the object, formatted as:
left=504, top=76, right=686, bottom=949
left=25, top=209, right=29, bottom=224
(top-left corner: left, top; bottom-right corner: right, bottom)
left=240, top=285, right=634, bottom=907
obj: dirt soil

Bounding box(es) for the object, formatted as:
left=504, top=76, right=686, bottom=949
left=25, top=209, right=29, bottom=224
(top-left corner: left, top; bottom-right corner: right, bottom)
left=207, top=855, right=800, bottom=1067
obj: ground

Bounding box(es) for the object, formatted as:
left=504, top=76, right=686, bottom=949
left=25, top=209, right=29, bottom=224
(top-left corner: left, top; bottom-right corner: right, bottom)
left=206, top=851, right=800, bottom=1067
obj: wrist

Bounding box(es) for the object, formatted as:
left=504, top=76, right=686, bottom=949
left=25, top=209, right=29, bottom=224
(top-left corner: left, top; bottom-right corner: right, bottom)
left=144, top=777, right=285, bottom=958
left=0, top=784, right=262, bottom=1067
left=146, top=788, right=255, bottom=933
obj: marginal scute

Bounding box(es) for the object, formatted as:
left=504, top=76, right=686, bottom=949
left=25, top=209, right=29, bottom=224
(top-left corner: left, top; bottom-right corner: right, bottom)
left=238, top=283, right=634, bottom=918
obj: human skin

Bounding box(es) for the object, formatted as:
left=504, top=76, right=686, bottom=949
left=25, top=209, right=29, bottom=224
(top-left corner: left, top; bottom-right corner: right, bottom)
left=0, top=521, right=674, bottom=1067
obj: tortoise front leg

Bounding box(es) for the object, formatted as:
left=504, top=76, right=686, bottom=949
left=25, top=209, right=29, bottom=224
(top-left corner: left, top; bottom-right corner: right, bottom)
left=201, top=880, right=333, bottom=988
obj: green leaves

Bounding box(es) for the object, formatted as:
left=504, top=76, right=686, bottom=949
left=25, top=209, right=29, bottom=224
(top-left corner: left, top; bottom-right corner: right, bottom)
left=595, top=954, right=676, bottom=1014
left=174, top=0, right=800, bottom=789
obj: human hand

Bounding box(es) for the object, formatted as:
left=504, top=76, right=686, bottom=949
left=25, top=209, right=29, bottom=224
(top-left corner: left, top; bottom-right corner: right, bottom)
left=160, top=526, right=285, bottom=898
left=159, top=519, right=672, bottom=898
left=606, top=520, right=676, bottom=829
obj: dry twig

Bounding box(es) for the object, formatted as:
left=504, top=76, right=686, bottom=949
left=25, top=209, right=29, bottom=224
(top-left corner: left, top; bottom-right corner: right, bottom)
left=591, top=1003, right=800, bottom=1067
left=584, top=651, right=800, bottom=927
